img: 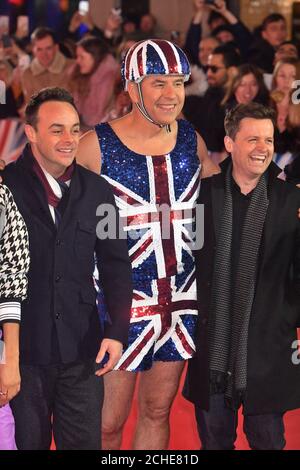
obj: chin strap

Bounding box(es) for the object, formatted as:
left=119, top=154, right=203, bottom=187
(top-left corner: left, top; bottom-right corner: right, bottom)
left=136, top=82, right=172, bottom=133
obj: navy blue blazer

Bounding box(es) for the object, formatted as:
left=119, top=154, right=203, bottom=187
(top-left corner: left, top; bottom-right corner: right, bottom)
left=3, top=146, right=133, bottom=365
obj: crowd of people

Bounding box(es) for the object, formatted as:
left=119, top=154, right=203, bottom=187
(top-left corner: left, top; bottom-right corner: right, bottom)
left=0, top=0, right=300, bottom=452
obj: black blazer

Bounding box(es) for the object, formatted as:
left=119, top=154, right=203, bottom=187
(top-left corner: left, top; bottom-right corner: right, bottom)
left=3, top=148, right=133, bottom=365
left=184, top=158, right=300, bottom=415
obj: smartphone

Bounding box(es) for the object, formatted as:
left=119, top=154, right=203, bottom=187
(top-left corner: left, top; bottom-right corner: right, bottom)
left=17, top=15, right=29, bottom=38
left=78, top=0, right=89, bottom=15
left=205, top=0, right=215, bottom=4
left=2, top=34, right=12, bottom=48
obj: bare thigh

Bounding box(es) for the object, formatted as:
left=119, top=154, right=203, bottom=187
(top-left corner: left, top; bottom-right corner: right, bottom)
left=102, top=370, right=137, bottom=429
left=138, top=361, right=185, bottom=416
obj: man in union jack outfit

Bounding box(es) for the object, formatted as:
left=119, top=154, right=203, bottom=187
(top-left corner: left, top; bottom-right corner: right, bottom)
left=77, top=39, right=218, bottom=450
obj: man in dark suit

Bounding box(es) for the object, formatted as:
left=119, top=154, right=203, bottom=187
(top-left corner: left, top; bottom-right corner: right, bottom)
left=2, top=87, right=133, bottom=450
left=184, top=102, right=300, bottom=450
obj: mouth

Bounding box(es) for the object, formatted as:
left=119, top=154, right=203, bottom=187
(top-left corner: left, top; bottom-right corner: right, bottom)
left=249, top=154, right=267, bottom=164
left=156, top=104, right=177, bottom=111
left=57, top=149, right=75, bottom=154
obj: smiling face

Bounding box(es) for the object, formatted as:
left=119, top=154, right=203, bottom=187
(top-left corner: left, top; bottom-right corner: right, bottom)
left=224, top=118, right=274, bottom=183
left=25, top=101, right=80, bottom=178
left=274, top=62, right=297, bottom=94
left=33, top=35, right=58, bottom=68
left=132, top=74, right=185, bottom=125
left=235, top=73, right=259, bottom=104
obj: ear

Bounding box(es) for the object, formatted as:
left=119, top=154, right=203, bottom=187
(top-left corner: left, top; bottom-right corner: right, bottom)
left=24, top=124, right=37, bottom=143
left=127, top=82, right=139, bottom=104
left=261, top=30, right=267, bottom=41
left=224, top=135, right=233, bottom=154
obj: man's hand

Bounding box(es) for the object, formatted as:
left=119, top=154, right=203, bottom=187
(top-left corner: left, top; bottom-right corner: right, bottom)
left=0, top=360, right=21, bottom=406
left=95, top=338, right=123, bottom=377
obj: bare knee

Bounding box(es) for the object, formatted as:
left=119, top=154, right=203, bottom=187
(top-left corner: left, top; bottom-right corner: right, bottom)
left=139, top=397, right=173, bottom=423
left=102, top=414, right=127, bottom=436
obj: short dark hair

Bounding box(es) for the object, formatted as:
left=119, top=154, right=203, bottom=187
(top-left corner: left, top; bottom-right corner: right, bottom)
left=31, top=27, right=57, bottom=44
left=25, top=87, right=78, bottom=128
left=224, top=102, right=276, bottom=140
left=262, top=13, right=286, bottom=31
left=212, top=44, right=241, bottom=68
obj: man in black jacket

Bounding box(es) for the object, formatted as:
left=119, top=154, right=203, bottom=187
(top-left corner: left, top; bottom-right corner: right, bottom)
left=3, top=87, right=133, bottom=450
left=184, top=102, right=300, bottom=450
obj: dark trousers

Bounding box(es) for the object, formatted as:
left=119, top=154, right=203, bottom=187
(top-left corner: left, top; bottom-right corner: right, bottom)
left=195, top=394, right=286, bottom=450
left=10, top=361, right=103, bottom=450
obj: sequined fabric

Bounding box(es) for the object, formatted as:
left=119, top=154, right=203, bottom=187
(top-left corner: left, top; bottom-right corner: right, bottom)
left=95, top=119, right=201, bottom=371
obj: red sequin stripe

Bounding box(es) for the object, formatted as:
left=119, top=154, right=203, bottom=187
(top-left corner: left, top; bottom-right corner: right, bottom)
left=155, top=40, right=180, bottom=75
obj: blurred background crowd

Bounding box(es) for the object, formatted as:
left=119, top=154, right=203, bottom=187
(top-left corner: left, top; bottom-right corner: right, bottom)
left=0, top=0, right=300, bottom=181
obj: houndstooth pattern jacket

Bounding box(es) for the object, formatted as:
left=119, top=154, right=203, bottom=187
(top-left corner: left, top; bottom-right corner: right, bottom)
left=0, top=185, right=30, bottom=324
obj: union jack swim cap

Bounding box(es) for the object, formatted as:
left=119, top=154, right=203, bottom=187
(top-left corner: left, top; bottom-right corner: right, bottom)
left=122, top=39, right=191, bottom=84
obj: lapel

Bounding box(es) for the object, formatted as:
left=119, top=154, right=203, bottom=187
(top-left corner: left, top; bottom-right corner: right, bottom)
left=57, top=164, right=82, bottom=234
left=257, top=163, right=283, bottom=276
left=210, top=158, right=230, bottom=241
left=17, top=149, right=56, bottom=233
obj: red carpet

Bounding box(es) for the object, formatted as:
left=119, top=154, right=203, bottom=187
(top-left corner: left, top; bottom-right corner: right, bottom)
left=121, top=367, right=300, bottom=450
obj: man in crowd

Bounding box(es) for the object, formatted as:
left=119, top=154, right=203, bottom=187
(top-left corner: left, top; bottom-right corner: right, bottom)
left=21, top=27, right=73, bottom=103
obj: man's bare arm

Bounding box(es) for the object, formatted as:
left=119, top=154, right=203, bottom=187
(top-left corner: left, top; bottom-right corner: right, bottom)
left=196, top=132, right=220, bottom=178
left=77, top=130, right=102, bottom=174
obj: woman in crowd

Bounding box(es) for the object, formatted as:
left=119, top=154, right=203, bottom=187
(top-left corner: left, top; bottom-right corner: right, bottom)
left=222, top=63, right=269, bottom=110
left=70, top=36, right=119, bottom=129
left=270, top=58, right=300, bottom=167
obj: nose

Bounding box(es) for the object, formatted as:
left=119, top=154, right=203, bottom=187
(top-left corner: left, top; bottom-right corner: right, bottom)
left=61, top=130, right=74, bottom=144
left=255, top=140, right=268, bottom=152
left=163, top=83, right=177, bottom=99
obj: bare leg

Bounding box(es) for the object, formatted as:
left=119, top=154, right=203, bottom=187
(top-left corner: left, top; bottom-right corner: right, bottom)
left=102, top=370, right=137, bottom=450
left=133, top=361, right=185, bottom=450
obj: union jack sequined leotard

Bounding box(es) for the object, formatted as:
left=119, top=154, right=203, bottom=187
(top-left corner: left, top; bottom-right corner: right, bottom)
left=95, top=119, right=201, bottom=371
